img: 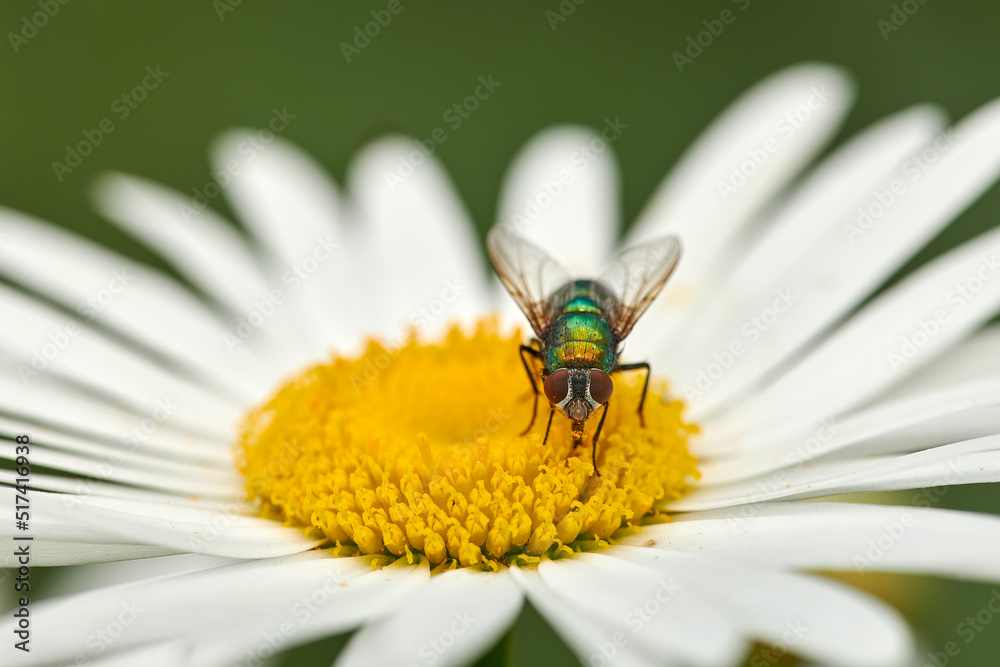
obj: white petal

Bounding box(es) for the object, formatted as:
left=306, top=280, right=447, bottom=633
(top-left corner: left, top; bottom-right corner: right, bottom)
left=685, top=96, right=1000, bottom=420
left=347, top=136, right=493, bottom=338
left=0, top=551, right=398, bottom=666
left=695, top=377, right=1000, bottom=484
left=336, top=568, right=522, bottom=667
left=670, top=435, right=1000, bottom=511
left=0, top=206, right=276, bottom=402
left=185, top=556, right=430, bottom=667
left=0, top=414, right=229, bottom=470
left=704, top=105, right=945, bottom=308
left=0, top=284, right=240, bottom=440
left=85, top=642, right=191, bottom=667
left=535, top=554, right=747, bottom=666
left=213, top=130, right=358, bottom=353
left=664, top=105, right=945, bottom=393
left=609, top=548, right=913, bottom=667
left=0, top=469, right=242, bottom=507
left=629, top=501, right=1000, bottom=582
left=704, top=223, right=1000, bottom=448
left=0, top=438, right=242, bottom=499
left=45, top=552, right=246, bottom=598
left=878, top=323, right=1000, bottom=400
left=0, top=385, right=232, bottom=466
left=0, top=540, right=177, bottom=567
left=95, top=172, right=327, bottom=371
left=509, top=565, right=670, bottom=667
left=213, top=132, right=340, bottom=272
left=0, top=500, right=135, bottom=543
left=92, top=173, right=271, bottom=316
left=497, top=127, right=617, bottom=276
left=624, top=64, right=854, bottom=356
left=30, top=488, right=321, bottom=558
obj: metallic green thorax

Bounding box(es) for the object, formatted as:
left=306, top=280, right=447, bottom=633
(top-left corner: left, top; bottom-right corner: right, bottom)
left=542, top=280, right=618, bottom=373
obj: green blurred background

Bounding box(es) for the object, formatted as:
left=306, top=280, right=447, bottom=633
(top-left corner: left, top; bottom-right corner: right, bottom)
left=3, top=1, right=1000, bottom=665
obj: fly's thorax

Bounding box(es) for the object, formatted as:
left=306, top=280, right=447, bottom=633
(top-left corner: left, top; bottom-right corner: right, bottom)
left=551, top=279, right=618, bottom=312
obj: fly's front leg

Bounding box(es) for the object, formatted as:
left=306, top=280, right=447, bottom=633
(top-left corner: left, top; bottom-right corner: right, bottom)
left=519, top=342, right=542, bottom=435
left=542, top=408, right=555, bottom=445
left=590, top=400, right=609, bottom=476
left=617, top=362, right=651, bottom=428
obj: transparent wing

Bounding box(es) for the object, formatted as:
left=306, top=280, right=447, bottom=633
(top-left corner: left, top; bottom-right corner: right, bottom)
left=487, top=226, right=571, bottom=337
left=599, top=235, right=681, bottom=341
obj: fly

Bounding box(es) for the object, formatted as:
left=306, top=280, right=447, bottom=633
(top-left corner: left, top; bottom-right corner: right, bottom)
left=486, top=226, right=681, bottom=470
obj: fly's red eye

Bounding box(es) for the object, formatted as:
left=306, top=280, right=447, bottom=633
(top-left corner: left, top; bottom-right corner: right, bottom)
left=589, top=370, right=613, bottom=404
left=543, top=369, right=569, bottom=404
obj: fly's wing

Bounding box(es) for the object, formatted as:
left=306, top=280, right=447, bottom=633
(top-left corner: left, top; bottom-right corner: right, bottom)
left=487, top=226, right=571, bottom=337
left=598, top=235, right=681, bottom=341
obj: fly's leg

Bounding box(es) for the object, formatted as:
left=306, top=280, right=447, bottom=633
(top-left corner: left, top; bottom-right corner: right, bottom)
left=618, top=361, right=651, bottom=428
left=542, top=408, right=555, bottom=445
left=590, top=400, right=610, bottom=476
left=519, top=342, right=542, bottom=435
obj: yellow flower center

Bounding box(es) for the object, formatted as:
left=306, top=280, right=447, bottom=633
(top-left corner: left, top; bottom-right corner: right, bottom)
left=236, top=319, right=698, bottom=570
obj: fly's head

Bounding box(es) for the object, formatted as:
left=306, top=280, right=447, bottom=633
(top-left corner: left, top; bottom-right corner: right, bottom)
left=543, top=368, right=613, bottom=422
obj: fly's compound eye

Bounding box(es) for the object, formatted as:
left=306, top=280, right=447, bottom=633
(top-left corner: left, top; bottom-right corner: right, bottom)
left=588, top=370, right=614, bottom=404
left=543, top=369, right=569, bottom=404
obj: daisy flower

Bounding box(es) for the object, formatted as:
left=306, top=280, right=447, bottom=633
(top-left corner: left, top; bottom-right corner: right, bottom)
left=5, top=62, right=1000, bottom=666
